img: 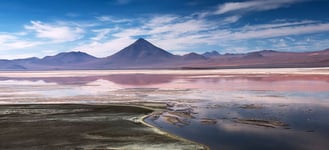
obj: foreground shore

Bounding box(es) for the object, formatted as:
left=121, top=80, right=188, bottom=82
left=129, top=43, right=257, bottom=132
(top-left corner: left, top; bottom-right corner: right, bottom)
left=0, top=104, right=207, bottom=150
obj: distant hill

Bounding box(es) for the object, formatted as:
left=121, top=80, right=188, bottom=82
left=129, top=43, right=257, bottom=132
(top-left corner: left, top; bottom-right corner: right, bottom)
left=182, top=52, right=207, bottom=61
left=1, top=39, right=329, bottom=70
left=202, top=51, right=220, bottom=58
left=0, top=60, right=25, bottom=70
left=196, top=49, right=329, bottom=69
left=242, top=51, right=264, bottom=59
left=13, top=51, right=98, bottom=70
left=41, top=51, right=97, bottom=65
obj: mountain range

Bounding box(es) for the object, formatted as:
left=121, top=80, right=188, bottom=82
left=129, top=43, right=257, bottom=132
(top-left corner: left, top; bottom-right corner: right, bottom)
left=1, top=38, right=329, bottom=70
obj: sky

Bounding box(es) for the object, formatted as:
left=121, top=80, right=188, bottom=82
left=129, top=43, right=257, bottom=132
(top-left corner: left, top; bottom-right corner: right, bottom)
left=0, top=0, right=329, bottom=59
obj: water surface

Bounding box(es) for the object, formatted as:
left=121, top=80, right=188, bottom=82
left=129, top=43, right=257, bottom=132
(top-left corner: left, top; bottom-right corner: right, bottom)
left=0, top=69, right=328, bottom=149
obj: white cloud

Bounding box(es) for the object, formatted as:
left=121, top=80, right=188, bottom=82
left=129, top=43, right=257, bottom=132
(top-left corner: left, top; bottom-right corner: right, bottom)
left=96, top=16, right=131, bottom=23
left=0, top=33, right=42, bottom=51
left=223, top=15, right=241, bottom=24
left=215, top=0, right=302, bottom=15
left=262, top=36, right=329, bottom=52
left=229, top=23, right=329, bottom=40
left=55, top=20, right=99, bottom=28
left=149, top=19, right=213, bottom=35
left=4, top=41, right=42, bottom=49
left=14, top=32, right=28, bottom=36
left=91, top=28, right=115, bottom=41
left=146, top=15, right=178, bottom=27
left=72, top=37, right=135, bottom=57
left=149, top=34, right=210, bottom=50
left=134, top=17, right=322, bottom=52
left=0, top=34, right=16, bottom=43
left=96, top=16, right=111, bottom=22
left=241, top=20, right=317, bottom=30
left=24, top=21, right=84, bottom=42
left=112, top=28, right=144, bottom=38
left=278, top=38, right=288, bottom=47
left=285, top=37, right=296, bottom=42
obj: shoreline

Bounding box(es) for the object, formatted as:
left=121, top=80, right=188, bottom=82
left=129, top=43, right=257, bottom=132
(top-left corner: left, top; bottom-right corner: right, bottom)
left=0, top=103, right=209, bottom=150
left=0, top=67, right=328, bottom=78
left=139, top=112, right=210, bottom=150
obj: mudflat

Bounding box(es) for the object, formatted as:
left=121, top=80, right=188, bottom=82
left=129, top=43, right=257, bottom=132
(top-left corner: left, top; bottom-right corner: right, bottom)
left=0, top=104, right=205, bottom=150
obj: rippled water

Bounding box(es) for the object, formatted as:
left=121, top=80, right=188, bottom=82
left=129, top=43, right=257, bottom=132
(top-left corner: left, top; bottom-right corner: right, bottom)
left=0, top=70, right=328, bottom=149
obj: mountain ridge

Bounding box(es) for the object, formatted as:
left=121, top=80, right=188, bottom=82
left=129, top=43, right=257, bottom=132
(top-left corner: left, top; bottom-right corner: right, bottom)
left=1, top=38, right=329, bottom=70
left=202, top=51, right=220, bottom=58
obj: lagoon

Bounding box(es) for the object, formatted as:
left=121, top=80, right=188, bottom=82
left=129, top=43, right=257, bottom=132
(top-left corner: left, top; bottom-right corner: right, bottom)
left=0, top=68, right=328, bottom=149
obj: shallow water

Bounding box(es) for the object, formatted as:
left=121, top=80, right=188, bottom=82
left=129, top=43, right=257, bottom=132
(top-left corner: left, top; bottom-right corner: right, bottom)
left=0, top=70, right=328, bottom=149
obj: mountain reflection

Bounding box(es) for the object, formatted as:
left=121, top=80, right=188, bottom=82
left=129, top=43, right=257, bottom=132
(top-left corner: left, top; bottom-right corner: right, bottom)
left=0, top=74, right=329, bottom=92
left=0, top=74, right=176, bottom=86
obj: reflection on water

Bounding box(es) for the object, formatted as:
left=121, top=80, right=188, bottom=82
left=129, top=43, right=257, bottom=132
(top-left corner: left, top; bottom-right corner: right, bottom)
left=0, top=71, right=329, bottom=149
left=146, top=104, right=329, bottom=150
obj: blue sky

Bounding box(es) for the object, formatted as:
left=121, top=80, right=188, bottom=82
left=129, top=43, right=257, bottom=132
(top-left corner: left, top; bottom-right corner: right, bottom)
left=0, top=0, right=329, bottom=59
